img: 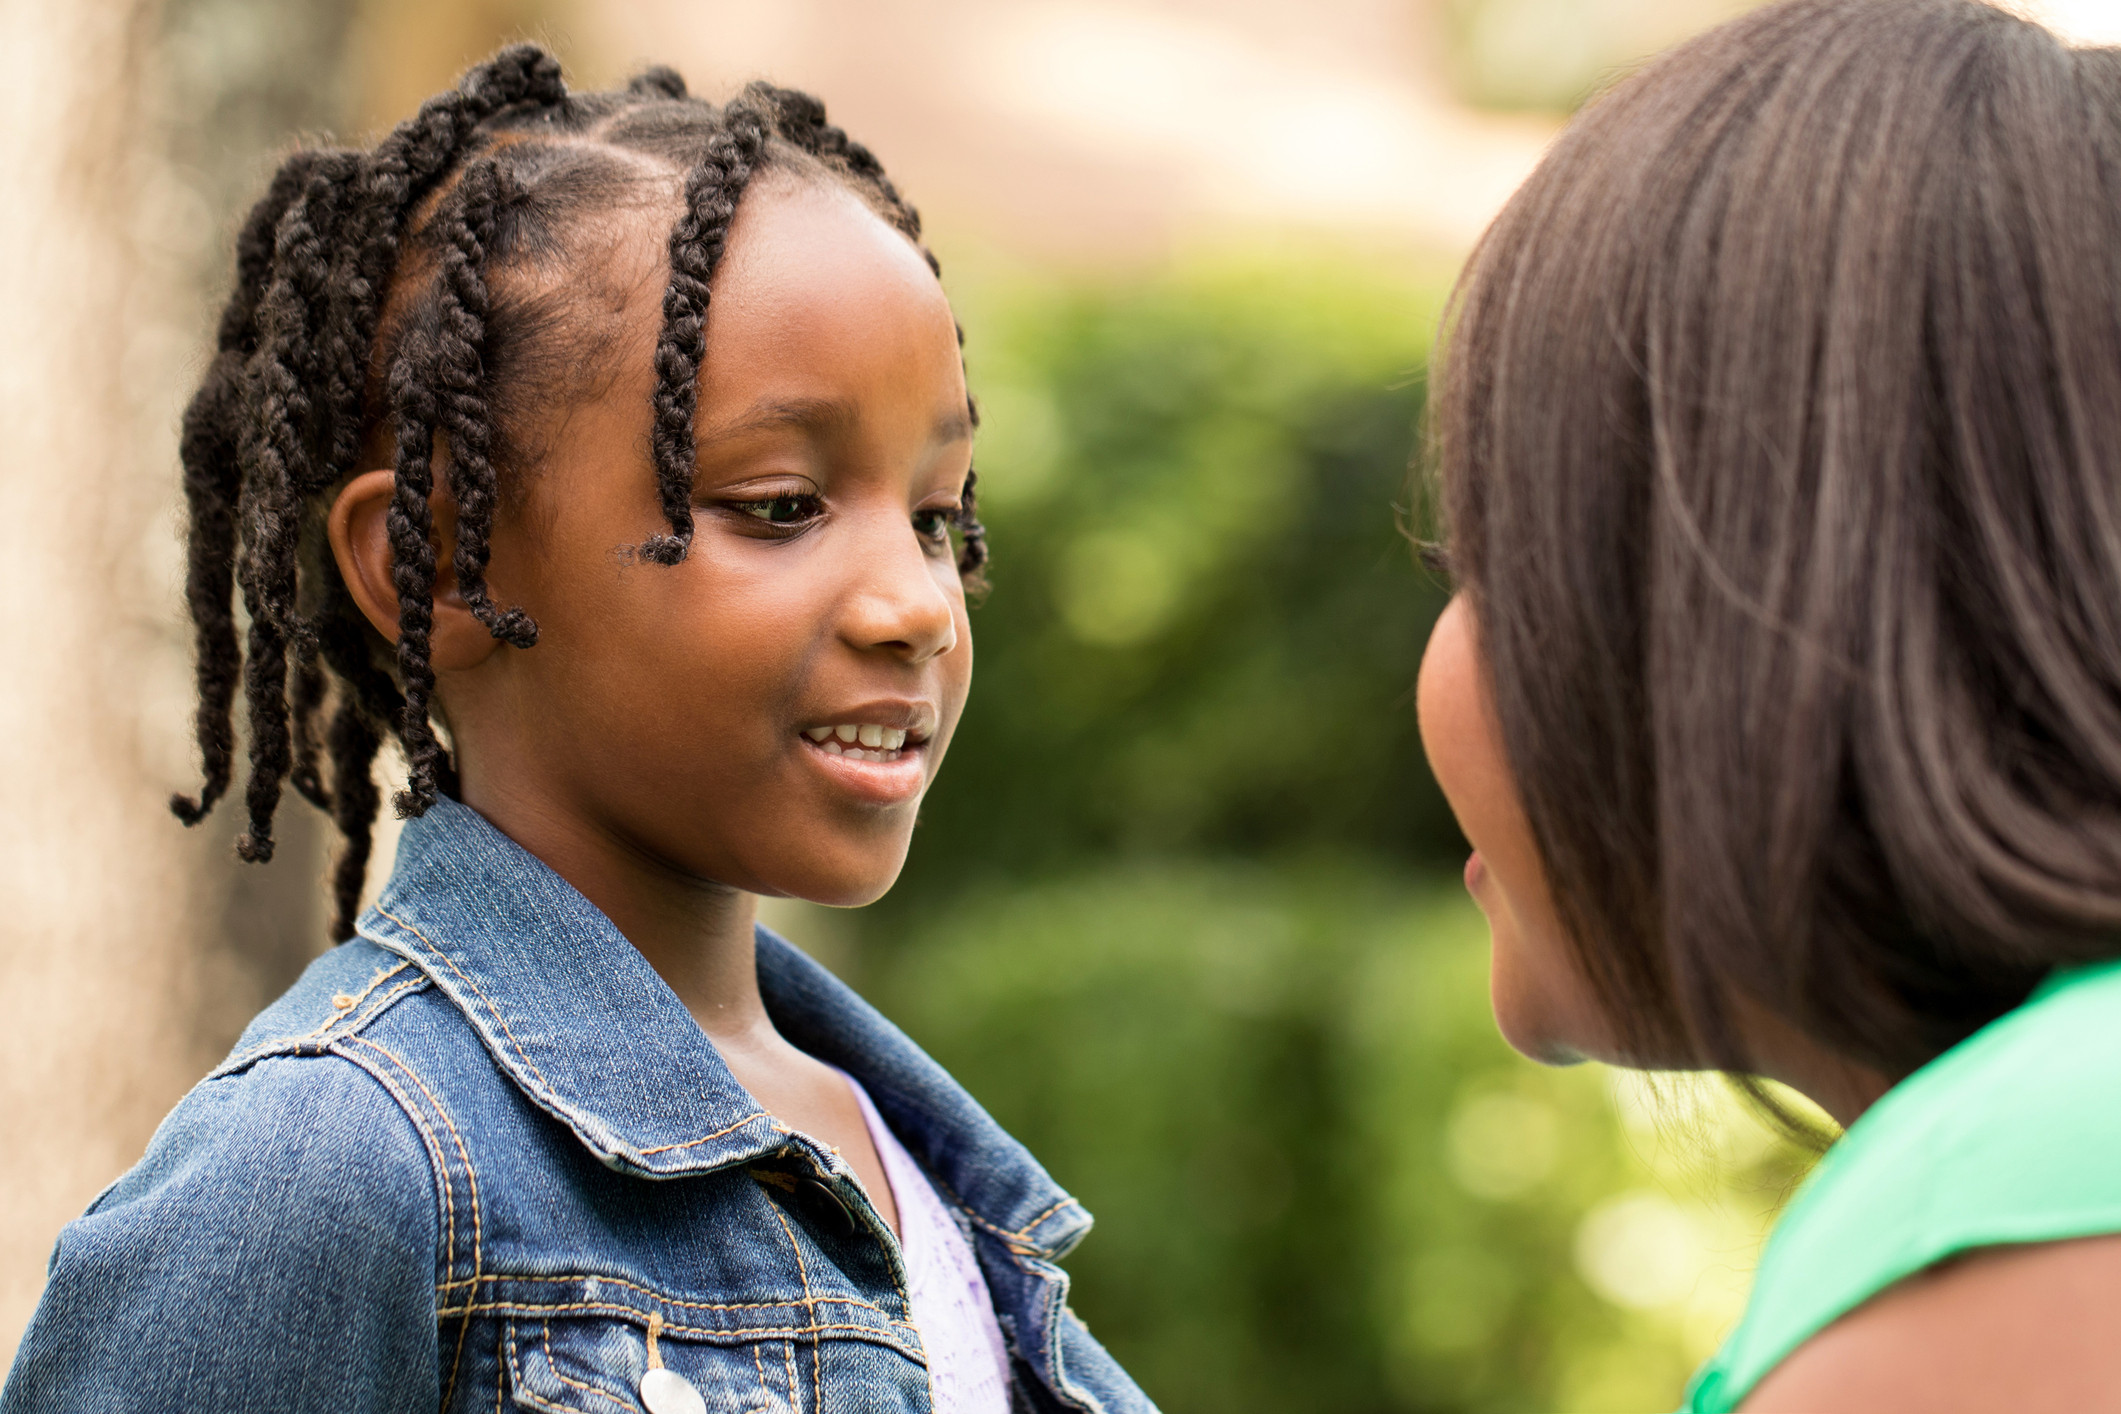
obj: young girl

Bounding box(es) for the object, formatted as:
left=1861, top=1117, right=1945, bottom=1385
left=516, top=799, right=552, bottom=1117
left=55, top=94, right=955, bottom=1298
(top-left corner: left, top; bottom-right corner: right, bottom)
left=1, top=50, right=1152, bottom=1414
left=1417, top=1, right=2121, bottom=1409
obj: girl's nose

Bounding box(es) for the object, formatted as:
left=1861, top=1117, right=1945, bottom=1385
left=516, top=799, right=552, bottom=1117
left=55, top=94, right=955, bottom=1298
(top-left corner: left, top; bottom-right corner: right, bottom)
left=840, top=522, right=959, bottom=664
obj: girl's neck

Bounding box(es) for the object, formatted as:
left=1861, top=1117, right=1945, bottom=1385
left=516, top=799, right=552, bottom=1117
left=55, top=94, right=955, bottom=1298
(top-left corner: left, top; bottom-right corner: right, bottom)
left=458, top=776, right=774, bottom=1047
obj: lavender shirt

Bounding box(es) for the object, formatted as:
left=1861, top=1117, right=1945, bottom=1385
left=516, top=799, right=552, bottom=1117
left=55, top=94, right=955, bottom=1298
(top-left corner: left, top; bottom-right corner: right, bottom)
left=842, top=1074, right=1013, bottom=1413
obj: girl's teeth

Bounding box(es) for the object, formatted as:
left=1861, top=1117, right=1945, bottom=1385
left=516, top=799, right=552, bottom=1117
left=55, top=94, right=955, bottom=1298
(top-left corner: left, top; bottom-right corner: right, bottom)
left=807, top=724, right=914, bottom=752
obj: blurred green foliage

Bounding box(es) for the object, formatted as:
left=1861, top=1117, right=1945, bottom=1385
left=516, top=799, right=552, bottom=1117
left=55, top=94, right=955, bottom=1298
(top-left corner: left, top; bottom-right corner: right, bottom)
left=831, top=256, right=1811, bottom=1413
left=890, top=259, right=1462, bottom=886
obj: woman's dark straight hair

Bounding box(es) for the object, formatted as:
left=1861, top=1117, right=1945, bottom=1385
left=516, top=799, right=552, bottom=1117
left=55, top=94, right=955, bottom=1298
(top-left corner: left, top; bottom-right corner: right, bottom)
left=1433, top=0, right=2121, bottom=1086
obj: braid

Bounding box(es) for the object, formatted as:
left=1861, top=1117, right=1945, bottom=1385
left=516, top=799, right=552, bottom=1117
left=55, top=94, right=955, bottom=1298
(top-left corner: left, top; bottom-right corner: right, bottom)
left=171, top=155, right=334, bottom=826
left=288, top=653, right=332, bottom=808
left=383, top=328, right=450, bottom=816
left=354, top=44, right=568, bottom=351
left=324, top=695, right=383, bottom=941
left=957, top=469, right=989, bottom=584
left=433, top=159, right=537, bottom=648
left=233, top=157, right=365, bottom=861
left=628, top=66, right=688, bottom=100
left=642, top=103, right=771, bottom=564
left=318, top=577, right=401, bottom=939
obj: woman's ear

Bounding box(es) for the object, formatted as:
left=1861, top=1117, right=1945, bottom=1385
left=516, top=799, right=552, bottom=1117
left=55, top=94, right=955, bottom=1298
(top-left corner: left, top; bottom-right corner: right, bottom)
left=327, top=470, right=506, bottom=673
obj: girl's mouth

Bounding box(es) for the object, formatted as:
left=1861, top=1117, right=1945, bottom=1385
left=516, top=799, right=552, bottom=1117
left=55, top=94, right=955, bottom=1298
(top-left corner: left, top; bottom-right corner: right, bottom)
left=796, top=720, right=932, bottom=805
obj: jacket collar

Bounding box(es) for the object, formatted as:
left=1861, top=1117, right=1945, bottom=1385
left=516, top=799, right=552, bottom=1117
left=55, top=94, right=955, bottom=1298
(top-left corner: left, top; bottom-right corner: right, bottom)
left=356, top=795, right=1090, bottom=1261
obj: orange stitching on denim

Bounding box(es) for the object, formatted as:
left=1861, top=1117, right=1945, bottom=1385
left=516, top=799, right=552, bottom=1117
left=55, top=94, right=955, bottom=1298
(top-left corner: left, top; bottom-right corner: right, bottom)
left=969, top=1196, right=1080, bottom=1247
left=494, top=1325, right=506, bottom=1414
left=766, top=1204, right=815, bottom=1411
left=337, top=1045, right=459, bottom=1290
left=447, top=1305, right=923, bottom=1350
left=359, top=974, right=428, bottom=1024
left=368, top=904, right=561, bottom=1098
left=957, top=1206, right=1062, bottom=1255
left=504, top=1323, right=581, bottom=1414
left=431, top=1273, right=909, bottom=1328
left=369, top=907, right=781, bottom=1167
left=213, top=969, right=422, bottom=1078
left=345, top=1036, right=485, bottom=1278
left=635, top=1111, right=773, bottom=1157
left=751, top=1338, right=772, bottom=1404
left=343, top=1034, right=485, bottom=1411
left=296, top=961, right=412, bottom=1041
left=920, top=1166, right=1081, bottom=1255
left=1015, top=1197, right=1081, bottom=1238
left=543, top=1322, right=634, bottom=1411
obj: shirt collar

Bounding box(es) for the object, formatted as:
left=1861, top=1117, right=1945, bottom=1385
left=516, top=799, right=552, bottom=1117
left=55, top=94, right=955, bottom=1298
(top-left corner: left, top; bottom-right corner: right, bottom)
left=356, top=794, right=1090, bottom=1261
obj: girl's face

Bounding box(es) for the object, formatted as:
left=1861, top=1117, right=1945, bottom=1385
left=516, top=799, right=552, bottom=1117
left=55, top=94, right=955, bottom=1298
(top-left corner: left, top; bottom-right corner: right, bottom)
left=1416, top=595, right=1616, bottom=1064
left=339, top=174, right=976, bottom=907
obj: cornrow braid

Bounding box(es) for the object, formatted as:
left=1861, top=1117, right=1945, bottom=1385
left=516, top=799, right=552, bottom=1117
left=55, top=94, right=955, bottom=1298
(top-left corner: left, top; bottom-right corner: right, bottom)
left=170, top=47, right=983, bottom=941
left=432, top=158, right=537, bottom=648
left=642, top=101, right=771, bottom=565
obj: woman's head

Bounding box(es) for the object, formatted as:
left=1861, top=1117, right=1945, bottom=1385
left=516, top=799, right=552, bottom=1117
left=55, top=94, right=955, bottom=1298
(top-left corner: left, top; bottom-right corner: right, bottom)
left=172, top=50, right=983, bottom=936
left=1420, top=0, right=2121, bottom=1086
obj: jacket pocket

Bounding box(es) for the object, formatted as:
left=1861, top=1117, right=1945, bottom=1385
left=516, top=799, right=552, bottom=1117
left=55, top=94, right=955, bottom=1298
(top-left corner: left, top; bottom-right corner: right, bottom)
left=504, top=1317, right=801, bottom=1414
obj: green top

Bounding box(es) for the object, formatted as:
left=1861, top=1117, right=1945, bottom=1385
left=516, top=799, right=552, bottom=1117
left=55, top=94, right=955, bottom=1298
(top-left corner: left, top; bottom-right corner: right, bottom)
left=1682, top=958, right=2121, bottom=1413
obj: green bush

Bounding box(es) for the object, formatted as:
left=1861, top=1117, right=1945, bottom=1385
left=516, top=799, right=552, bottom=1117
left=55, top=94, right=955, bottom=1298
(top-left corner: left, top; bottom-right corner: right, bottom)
left=855, top=866, right=1808, bottom=1414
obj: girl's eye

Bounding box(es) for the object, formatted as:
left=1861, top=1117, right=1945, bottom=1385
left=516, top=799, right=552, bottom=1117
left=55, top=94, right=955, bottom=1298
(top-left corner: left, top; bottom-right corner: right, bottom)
left=734, top=494, right=822, bottom=526
left=912, top=508, right=956, bottom=544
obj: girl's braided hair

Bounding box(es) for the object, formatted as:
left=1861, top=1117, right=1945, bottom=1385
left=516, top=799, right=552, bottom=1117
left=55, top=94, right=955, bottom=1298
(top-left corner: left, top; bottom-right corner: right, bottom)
left=170, top=48, right=987, bottom=941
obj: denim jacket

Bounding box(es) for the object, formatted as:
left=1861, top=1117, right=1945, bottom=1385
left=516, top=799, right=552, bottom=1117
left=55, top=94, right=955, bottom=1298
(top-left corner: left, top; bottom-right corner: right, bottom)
left=3, top=796, right=1155, bottom=1414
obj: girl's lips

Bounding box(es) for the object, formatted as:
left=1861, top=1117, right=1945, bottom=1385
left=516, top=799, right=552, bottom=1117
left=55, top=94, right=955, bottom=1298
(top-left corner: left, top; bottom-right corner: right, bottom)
left=798, top=733, right=927, bottom=805
left=1464, top=851, right=1486, bottom=894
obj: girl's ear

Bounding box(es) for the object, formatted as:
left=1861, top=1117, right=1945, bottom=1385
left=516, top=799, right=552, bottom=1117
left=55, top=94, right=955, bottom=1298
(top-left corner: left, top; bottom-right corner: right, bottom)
left=327, top=469, right=507, bottom=672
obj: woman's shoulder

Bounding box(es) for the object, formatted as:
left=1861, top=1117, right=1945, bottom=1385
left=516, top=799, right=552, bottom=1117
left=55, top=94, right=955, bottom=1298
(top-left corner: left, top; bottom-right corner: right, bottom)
left=1737, top=1230, right=2121, bottom=1412
left=1691, top=959, right=2121, bottom=1411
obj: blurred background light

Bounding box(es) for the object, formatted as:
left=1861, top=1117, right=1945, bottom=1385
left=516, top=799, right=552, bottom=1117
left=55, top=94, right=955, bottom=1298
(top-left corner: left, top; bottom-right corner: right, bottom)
left=2022, top=0, right=2121, bottom=44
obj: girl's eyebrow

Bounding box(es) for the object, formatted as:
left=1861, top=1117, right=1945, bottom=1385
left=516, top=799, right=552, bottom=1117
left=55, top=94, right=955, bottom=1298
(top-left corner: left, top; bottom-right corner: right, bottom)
left=697, top=396, right=858, bottom=447
left=697, top=395, right=976, bottom=450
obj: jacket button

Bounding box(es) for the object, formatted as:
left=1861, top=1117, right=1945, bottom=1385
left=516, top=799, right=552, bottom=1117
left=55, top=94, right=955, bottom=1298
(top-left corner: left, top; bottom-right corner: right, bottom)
left=806, top=1176, right=859, bottom=1235
left=640, top=1367, right=706, bottom=1414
